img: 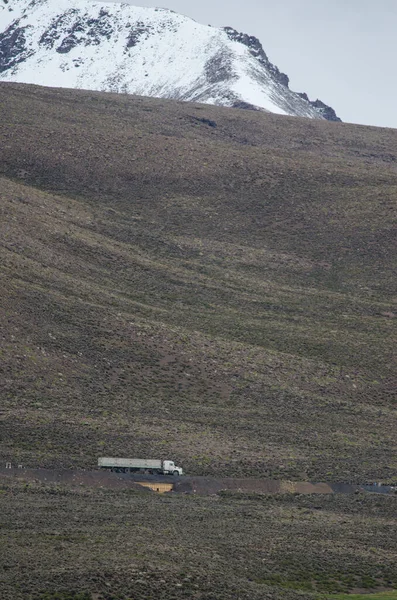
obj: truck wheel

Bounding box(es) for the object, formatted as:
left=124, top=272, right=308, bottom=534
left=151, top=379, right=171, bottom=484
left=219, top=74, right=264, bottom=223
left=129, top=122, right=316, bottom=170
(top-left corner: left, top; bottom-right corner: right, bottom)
left=173, top=470, right=180, bottom=476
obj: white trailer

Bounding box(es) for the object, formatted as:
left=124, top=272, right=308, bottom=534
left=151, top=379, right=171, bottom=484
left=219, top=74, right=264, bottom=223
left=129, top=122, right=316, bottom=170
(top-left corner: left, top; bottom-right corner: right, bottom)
left=98, top=457, right=183, bottom=476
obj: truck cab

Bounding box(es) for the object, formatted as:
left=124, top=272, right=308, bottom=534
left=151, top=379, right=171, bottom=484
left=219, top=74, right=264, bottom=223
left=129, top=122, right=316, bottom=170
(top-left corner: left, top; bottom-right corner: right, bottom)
left=163, top=460, right=183, bottom=476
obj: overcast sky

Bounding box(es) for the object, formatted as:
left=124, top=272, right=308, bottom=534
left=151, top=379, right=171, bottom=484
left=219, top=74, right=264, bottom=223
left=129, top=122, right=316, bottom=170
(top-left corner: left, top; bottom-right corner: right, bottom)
left=105, top=0, right=397, bottom=128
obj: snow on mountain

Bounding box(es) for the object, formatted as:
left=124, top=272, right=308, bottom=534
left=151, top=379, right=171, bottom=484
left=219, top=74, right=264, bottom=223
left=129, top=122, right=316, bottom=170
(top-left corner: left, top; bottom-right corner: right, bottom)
left=0, top=0, right=340, bottom=120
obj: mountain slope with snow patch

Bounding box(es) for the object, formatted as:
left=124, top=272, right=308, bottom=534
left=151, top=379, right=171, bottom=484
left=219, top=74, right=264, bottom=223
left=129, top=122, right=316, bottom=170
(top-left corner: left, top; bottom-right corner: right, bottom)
left=0, top=0, right=340, bottom=120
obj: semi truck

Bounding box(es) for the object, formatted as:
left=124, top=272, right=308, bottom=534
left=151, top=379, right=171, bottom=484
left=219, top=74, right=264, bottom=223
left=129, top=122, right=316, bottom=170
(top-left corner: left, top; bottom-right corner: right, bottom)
left=98, top=457, right=183, bottom=476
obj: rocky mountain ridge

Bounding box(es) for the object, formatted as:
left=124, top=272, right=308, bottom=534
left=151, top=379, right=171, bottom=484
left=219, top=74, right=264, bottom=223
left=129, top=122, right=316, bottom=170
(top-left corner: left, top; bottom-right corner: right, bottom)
left=0, top=0, right=341, bottom=120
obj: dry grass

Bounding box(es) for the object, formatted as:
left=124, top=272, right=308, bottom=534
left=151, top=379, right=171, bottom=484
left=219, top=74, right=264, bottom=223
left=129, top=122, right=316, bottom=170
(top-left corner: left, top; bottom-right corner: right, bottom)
left=0, top=82, right=396, bottom=483
left=1, top=477, right=397, bottom=599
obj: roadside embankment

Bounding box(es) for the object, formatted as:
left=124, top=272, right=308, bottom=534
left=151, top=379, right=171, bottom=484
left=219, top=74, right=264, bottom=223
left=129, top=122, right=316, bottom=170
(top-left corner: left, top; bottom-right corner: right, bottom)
left=1, top=468, right=395, bottom=495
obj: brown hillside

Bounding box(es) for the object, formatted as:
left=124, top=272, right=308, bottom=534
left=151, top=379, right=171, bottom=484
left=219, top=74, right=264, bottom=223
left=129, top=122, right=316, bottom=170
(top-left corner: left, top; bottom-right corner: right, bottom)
left=0, top=82, right=396, bottom=482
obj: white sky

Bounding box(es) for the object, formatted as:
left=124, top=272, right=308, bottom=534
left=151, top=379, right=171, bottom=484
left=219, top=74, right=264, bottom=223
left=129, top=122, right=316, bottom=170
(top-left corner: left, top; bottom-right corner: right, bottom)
left=104, top=0, right=397, bottom=128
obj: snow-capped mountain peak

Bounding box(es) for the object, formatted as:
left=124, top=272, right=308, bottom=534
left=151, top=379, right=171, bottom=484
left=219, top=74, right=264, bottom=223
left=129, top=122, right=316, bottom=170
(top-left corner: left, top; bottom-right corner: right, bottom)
left=0, top=0, right=340, bottom=120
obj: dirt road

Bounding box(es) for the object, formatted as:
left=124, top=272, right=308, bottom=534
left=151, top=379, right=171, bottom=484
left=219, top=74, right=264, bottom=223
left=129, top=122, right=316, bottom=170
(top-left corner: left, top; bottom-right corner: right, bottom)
left=1, top=467, right=395, bottom=495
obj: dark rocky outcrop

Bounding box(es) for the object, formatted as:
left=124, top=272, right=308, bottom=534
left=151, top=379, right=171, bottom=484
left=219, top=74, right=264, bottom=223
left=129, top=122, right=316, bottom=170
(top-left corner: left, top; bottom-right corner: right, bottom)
left=232, top=101, right=259, bottom=110
left=56, top=33, right=79, bottom=54
left=224, top=26, right=290, bottom=87
left=39, top=7, right=114, bottom=54
left=298, top=93, right=342, bottom=122
left=126, top=22, right=151, bottom=49
left=0, top=20, right=33, bottom=72
left=190, top=116, right=217, bottom=128
left=205, top=52, right=234, bottom=84
left=308, top=98, right=342, bottom=123
left=39, top=10, right=80, bottom=50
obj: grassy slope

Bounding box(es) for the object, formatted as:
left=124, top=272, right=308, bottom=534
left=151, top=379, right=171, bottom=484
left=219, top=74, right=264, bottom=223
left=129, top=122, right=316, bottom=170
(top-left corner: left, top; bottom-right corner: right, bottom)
left=330, top=594, right=397, bottom=600
left=1, top=478, right=397, bottom=600
left=0, top=82, right=396, bottom=481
